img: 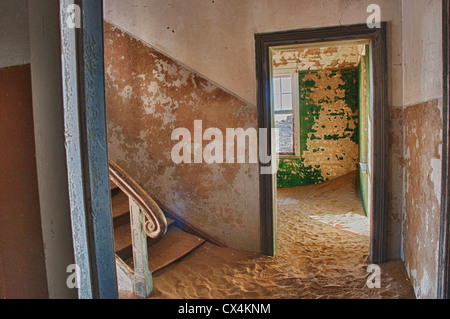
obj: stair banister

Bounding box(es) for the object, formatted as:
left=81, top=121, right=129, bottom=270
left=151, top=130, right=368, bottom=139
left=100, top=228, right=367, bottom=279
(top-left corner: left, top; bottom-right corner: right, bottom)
left=108, top=159, right=168, bottom=297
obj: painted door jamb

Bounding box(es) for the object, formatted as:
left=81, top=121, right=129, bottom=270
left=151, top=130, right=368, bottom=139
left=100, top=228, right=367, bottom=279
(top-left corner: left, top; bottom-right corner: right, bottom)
left=60, top=0, right=118, bottom=299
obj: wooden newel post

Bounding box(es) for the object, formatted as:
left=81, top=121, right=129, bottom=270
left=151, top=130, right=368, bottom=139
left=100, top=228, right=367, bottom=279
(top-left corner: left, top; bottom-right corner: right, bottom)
left=129, top=199, right=152, bottom=298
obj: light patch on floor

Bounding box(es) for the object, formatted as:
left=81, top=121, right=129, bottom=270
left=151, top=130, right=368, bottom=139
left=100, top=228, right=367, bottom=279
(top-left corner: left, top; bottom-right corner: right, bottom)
left=309, top=212, right=370, bottom=237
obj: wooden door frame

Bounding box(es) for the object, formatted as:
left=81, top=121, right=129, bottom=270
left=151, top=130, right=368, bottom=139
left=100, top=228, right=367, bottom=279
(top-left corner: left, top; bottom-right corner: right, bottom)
left=439, top=0, right=450, bottom=300
left=255, top=23, right=388, bottom=263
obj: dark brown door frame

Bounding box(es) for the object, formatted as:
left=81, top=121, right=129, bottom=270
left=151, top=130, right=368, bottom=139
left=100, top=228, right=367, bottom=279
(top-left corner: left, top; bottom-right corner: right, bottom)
left=255, top=23, right=388, bottom=263
left=439, top=0, right=450, bottom=300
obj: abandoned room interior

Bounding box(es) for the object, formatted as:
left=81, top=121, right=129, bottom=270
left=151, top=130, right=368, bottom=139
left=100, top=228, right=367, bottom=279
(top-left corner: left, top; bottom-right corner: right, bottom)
left=1, top=0, right=450, bottom=301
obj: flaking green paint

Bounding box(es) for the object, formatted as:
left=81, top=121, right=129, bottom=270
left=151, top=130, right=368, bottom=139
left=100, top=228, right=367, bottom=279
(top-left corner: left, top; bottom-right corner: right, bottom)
left=277, top=157, right=326, bottom=188
left=277, top=68, right=360, bottom=188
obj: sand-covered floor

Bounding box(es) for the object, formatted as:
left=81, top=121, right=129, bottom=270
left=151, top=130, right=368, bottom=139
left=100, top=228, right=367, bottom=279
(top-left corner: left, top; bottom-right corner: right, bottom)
left=123, top=172, right=415, bottom=299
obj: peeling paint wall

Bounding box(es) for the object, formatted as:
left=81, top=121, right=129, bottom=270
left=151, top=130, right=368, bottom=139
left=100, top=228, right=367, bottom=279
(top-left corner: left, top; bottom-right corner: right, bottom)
left=403, top=99, right=442, bottom=299
left=103, top=22, right=260, bottom=253
left=102, top=0, right=446, bottom=297
left=278, top=69, right=360, bottom=188
left=272, top=46, right=363, bottom=73
left=301, top=69, right=359, bottom=179
left=274, top=46, right=361, bottom=188
left=401, top=0, right=443, bottom=299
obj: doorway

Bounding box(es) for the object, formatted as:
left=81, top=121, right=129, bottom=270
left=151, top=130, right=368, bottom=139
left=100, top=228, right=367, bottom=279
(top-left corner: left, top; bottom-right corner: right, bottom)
left=272, top=41, right=371, bottom=243
left=255, top=24, right=388, bottom=264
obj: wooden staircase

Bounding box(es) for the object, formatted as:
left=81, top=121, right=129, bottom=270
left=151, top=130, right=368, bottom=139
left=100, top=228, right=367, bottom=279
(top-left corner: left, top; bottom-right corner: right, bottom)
left=110, top=180, right=206, bottom=297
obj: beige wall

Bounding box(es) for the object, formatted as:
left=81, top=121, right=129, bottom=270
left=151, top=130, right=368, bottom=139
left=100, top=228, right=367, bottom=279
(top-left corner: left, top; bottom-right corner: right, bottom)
left=103, top=0, right=403, bottom=106
left=28, top=0, right=77, bottom=299
left=0, top=0, right=30, bottom=68
left=402, top=0, right=443, bottom=106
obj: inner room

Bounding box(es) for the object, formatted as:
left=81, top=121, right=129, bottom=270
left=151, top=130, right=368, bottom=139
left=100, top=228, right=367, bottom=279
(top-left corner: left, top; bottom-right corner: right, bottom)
left=272, top=42, right=373, bottom=243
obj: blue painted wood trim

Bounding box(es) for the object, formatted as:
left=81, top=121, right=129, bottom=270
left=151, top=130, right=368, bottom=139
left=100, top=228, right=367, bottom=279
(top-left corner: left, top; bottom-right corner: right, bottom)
left=76, top=0, right=118, bottom=299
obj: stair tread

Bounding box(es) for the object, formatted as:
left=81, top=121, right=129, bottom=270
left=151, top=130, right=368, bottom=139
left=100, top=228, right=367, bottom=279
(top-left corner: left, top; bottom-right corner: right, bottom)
left=111, top=190, right=130, bottom=220
left=111, top=190, right=176, bottom=227
left=126, top=226, right=205, bottom=273
left=113, top=217, right=176, bottom=254
left=114, top=223, right=132, bottom=253
left=166, top=217, right=175, bottom=227
left=110, top=181, right=119, bottom=191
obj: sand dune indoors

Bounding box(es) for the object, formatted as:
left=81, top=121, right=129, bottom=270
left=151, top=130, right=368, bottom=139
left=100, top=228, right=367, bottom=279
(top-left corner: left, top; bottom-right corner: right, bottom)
left=120, top=172, right=415, bottom=300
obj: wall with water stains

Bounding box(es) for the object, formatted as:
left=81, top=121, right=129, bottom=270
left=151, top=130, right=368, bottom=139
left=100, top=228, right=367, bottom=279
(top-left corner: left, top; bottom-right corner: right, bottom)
left=403, top=99, right=442, bottom=299
left=103, top=22, right=260, bottom=253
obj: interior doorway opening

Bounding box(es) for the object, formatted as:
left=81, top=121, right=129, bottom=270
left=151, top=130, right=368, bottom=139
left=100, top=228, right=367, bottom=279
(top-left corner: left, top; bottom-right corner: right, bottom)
left=255, top=24, right=388, bottom=263
left=272, top=41, right=372, bottom=216
left=270, top=40, right=373, bottom=253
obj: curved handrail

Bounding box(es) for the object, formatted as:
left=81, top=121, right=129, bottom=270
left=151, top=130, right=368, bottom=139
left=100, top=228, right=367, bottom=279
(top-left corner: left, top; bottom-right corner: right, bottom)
left=109, top=159, right=167, bottom=239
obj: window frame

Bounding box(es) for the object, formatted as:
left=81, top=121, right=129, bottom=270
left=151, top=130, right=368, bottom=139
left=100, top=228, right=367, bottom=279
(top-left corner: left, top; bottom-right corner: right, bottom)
left=272, top=72, right=301, bottom=158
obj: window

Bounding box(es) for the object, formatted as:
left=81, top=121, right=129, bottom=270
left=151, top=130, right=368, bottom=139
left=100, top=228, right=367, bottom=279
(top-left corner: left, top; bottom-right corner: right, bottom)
left=273, top=77, right=293, bottom=112
left=273, top=75, right=299, bottom=156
